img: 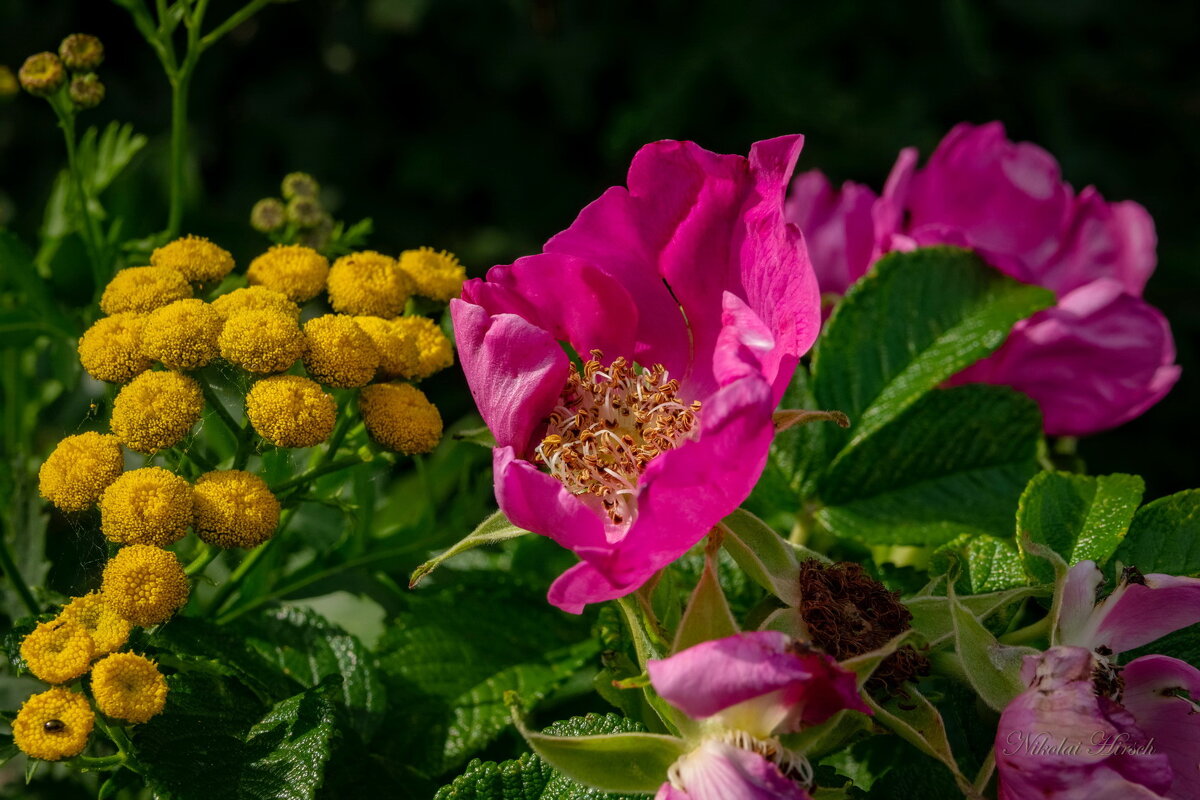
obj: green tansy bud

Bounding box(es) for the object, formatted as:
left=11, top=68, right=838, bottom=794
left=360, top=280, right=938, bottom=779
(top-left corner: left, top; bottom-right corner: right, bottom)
left=281, top=172, right=319, bottom=200
left=250, top=197, right=286, bottom=233
left=59, top=34, right=104, bottom=72
left=68, top=73, right=105, bottom=109
left=18, top=52, right=65, bottom=97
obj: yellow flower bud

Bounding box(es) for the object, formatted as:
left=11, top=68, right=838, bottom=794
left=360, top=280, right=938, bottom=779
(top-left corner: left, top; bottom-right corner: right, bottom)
left=58, top=593, right=131, bottom=655
left=102, top=545, right=189, bottom=626
left=141, top=299, right=223, bottom=371
left=218, top=309, right=306, bottom=374
left=397, top=247, right=466, bottom=303
left=110, top=370, right=204, bottom=454
left=193, top=470, right=279, bottom=549
left=100, top=266, right=193, bottom=315
left=90, top=653, right=168, bottom=723
left=78, top=312, right=151, bottom=383
left=392, top=315, right=454, bottom=380
left=355, top=316, right=421, bottom=380
left=151, top=235, right=235, bottom=283
left=100, top=467, right=193, bottom=547
left=359, top=383, right=443, bottom=455
left=38, top=431, right=124, bottom=512
left=327, top=251, right=412, bottom=317
left=247, top=244, right=329, bottom=303
left=13, top=688, right=94, bottom=761
left=211, top=285, right=300, bottom=321
left=20, top=619, right=95, bottom=684
left=245, top=374, right=336, bottom=448
left=302, top=314, right=379, bottom=388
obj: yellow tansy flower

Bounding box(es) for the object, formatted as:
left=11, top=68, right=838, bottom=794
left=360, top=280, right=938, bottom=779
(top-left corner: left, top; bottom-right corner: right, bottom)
left=90, top=653, right=168, bottom=724
left=326, top=251, right=413, bottom=317
left=211, top=286, right=300, bottom=321
left=110, top=370, right=204, bottom=454
left=245, top=374, right=336, bottom=448
left=246, top=244, right=329, bottom=303
left=193, top=470, right=280, bottom=549
left=141, top=299, right=223, bottom=371
left=78, top=313, right=151, bottom=384
left=302, top=315, right=379, bottom=388
left=100, top=266, right=192, bottom=316
left=218, top=309, right=306, bottom=374
left=355, top=316, right=421, bottom=380
left=392, top=315, right=454, bottom=380
left=150, top=234, right=235, bottom=284
left=58, top=593, right=131, bottom=655
left=12, top=688, right=94, bottom=761
left=38, top=431, right=124, bottom=512
left=102, top=544, right=189, bottom=626
left=100, top=467, right=193, bottom=547
left=359, top=383, right=443, bottom=455
left=397, top=247, right=466, bottom=302
left=20, top=620, right=94, bottom=684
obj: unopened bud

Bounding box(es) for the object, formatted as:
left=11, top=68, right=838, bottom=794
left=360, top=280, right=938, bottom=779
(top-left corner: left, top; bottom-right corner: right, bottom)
left=281, top=172, right=319, bottom=200
left=250, top=198, right=286, bottom=233
left=18, top=52, right=65, bottom=97
left=286, top=195, right=324, bottom=228
left=296, top=214, right=334, bottom=250
left=68, top=73, right=105, bottom=109
left=59, top=34, right=104, bottom=72
left=0, top=66, right=18, bottom=99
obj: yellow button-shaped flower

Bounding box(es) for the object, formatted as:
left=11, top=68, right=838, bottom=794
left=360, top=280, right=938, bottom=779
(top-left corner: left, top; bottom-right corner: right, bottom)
left=327, top=251, right=413, bottom=317
left=38, top=431, right=124, bottom=512
left=247, top=244, right=329, bottom=303
left=397, top=247, right=466, bottom=303
left=211, top=286, right=300, bottom=321
left=58, top=593, right=132, bottom=655
left=78, top=313, right=152, bottom=384
left=141, top=299, right=223, bottom=371
left=359, top=383, right=443, bottom=455
left=91, top=652, right=168, bottom=723
left=100, top=467, right=193, bottom=547
left=193, top=470, right=280, bottom=549
left=100, top=266, right=192, bottom=315
left=355, top=316, right=421, bottom=380
left=20, top=619, right=94, bottom=684
left=110, top=370, right=204, bottom=454
left=302, top=315, right=379, bottom=388
left=13, top=688, right=94, bottom=761
left=219, top=309, right=306, bottom=374
left=245, top=374, right=336, bottom=448
left=392, top=315, right=454, bottom=380
left=102, top=544, right=190, bottom=626
left=151, top=235, right=235, bottom=283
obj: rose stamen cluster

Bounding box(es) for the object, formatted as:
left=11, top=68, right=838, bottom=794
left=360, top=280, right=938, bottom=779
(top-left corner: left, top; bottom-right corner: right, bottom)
left=535, top=351, right=701, bottom=525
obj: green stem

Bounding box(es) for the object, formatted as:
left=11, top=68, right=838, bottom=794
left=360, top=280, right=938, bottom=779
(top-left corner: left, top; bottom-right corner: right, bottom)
left=75, top=753, right=125, bottom=771
left=616, top=595, right=655, bottom=670
left=184, top=543, right=219, bottom=577
left=0, top=532, right=39, bottom=617
left=998, top=614, right=1051, bottom=647
left=232, top=420, right=255, bottom=470
left=270, top=456, right=361, bottom=495
left=165, top=66, right=192, bottom=239
left=205, top=507, right=295, bottom=615
left=198, top=378, right=242, bottom=438
left=319, top=398, right=356, bottom=467
left=51, top=99, right=105, bottom=291
left=180, top=444, right=219, bottom=473
left=199, top=0, right=271, bottom=51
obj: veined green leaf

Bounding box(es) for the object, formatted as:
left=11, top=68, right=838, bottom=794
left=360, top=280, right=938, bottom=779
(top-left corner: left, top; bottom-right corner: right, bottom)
left=1114, top=489, right=1200, bottom=576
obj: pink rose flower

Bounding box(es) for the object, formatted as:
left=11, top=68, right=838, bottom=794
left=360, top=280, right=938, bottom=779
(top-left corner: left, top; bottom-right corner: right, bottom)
left=452, top=137, right=821, bottom=613
left=786, top=122, right=1179, bottom=435
left=995, top=562, right=1200, bottom=799
left=648, top=632, right=870, bottom=799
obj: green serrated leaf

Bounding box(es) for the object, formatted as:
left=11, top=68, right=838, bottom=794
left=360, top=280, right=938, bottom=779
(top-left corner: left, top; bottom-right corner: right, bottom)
left=818, top=386, right=1042, bottom=546
left=410, top=510, right=530, bottom=588
left=812, top=247, right=1054, bottom=462
left=1114, top=489, right=1200, bottom=576
left=433, top=714, right=648, bottom=800
left=1016, top=471, right=1144, bottom=583
left=134, top=673, right=338, bottom=800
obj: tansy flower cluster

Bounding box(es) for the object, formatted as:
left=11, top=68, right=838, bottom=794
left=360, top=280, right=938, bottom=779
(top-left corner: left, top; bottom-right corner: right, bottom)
left=21, top=232, right=462, bottom=763
left=17, top=33, right=107, bottom=109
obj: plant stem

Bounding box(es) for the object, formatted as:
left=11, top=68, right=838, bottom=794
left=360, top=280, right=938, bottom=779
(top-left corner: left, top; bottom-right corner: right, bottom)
left=50, top=99, right=105, bottom=291
left=270, top=456, right=362, bottom=495
left=165, top=66, right=192, bottom=239
left=0, top=532, right=39, bottom=617
left=998, top=614, right=1051, bottom=646
left=184, top=543, right=219, bottom=577
left=198, top=378, right=242, bottom=438
left=199, top=0, right=272, bottom=50
left=205, top=507, right=296, bottom=615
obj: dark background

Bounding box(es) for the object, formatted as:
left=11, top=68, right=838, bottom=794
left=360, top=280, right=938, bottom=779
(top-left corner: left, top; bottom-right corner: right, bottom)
left=2, top=0, right=1198, bottom=497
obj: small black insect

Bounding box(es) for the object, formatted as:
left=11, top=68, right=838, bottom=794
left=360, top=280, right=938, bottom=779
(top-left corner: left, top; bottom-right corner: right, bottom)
left=43, top=719, right=65, bottom=733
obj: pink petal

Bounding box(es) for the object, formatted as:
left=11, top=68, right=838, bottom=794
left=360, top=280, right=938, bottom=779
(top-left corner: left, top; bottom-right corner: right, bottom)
left=1039, top=188, right=1157, bottom=297
left=463, top=253, right=640, bottom=359
left=950, top=279, right=1179, bottom=436
left=784, top=170, right=877, bottom=296
left=656, top=740, right=811, bottom=800
left=996, top=646, right=1173, bottom=798
left=492, top=447, right=609, bottom=555
left=449, top=301, right=569, bottom=454
left=906, top=121, right=1073, bottom=275
left=546, top=560, right=639, bottom=615
left=647, top=632, right=868, bottom=736
left=1121, top=656, right=1200, bottom=800
left=1088, top=573, right=1200, bottom=655
left=873, top=146, right=919, bottom=258
left=1057, top=561, right=1107, bottom=649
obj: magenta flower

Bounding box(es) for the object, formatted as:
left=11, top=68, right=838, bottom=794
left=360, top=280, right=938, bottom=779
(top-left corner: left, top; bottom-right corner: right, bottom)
left=647, top=632, right=870, bottom=799
left=995, top=562, right=1200, bottom=799
left=452, top=137, right=821, bottom=613
left=786, top=121, right=1179, bottom=436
